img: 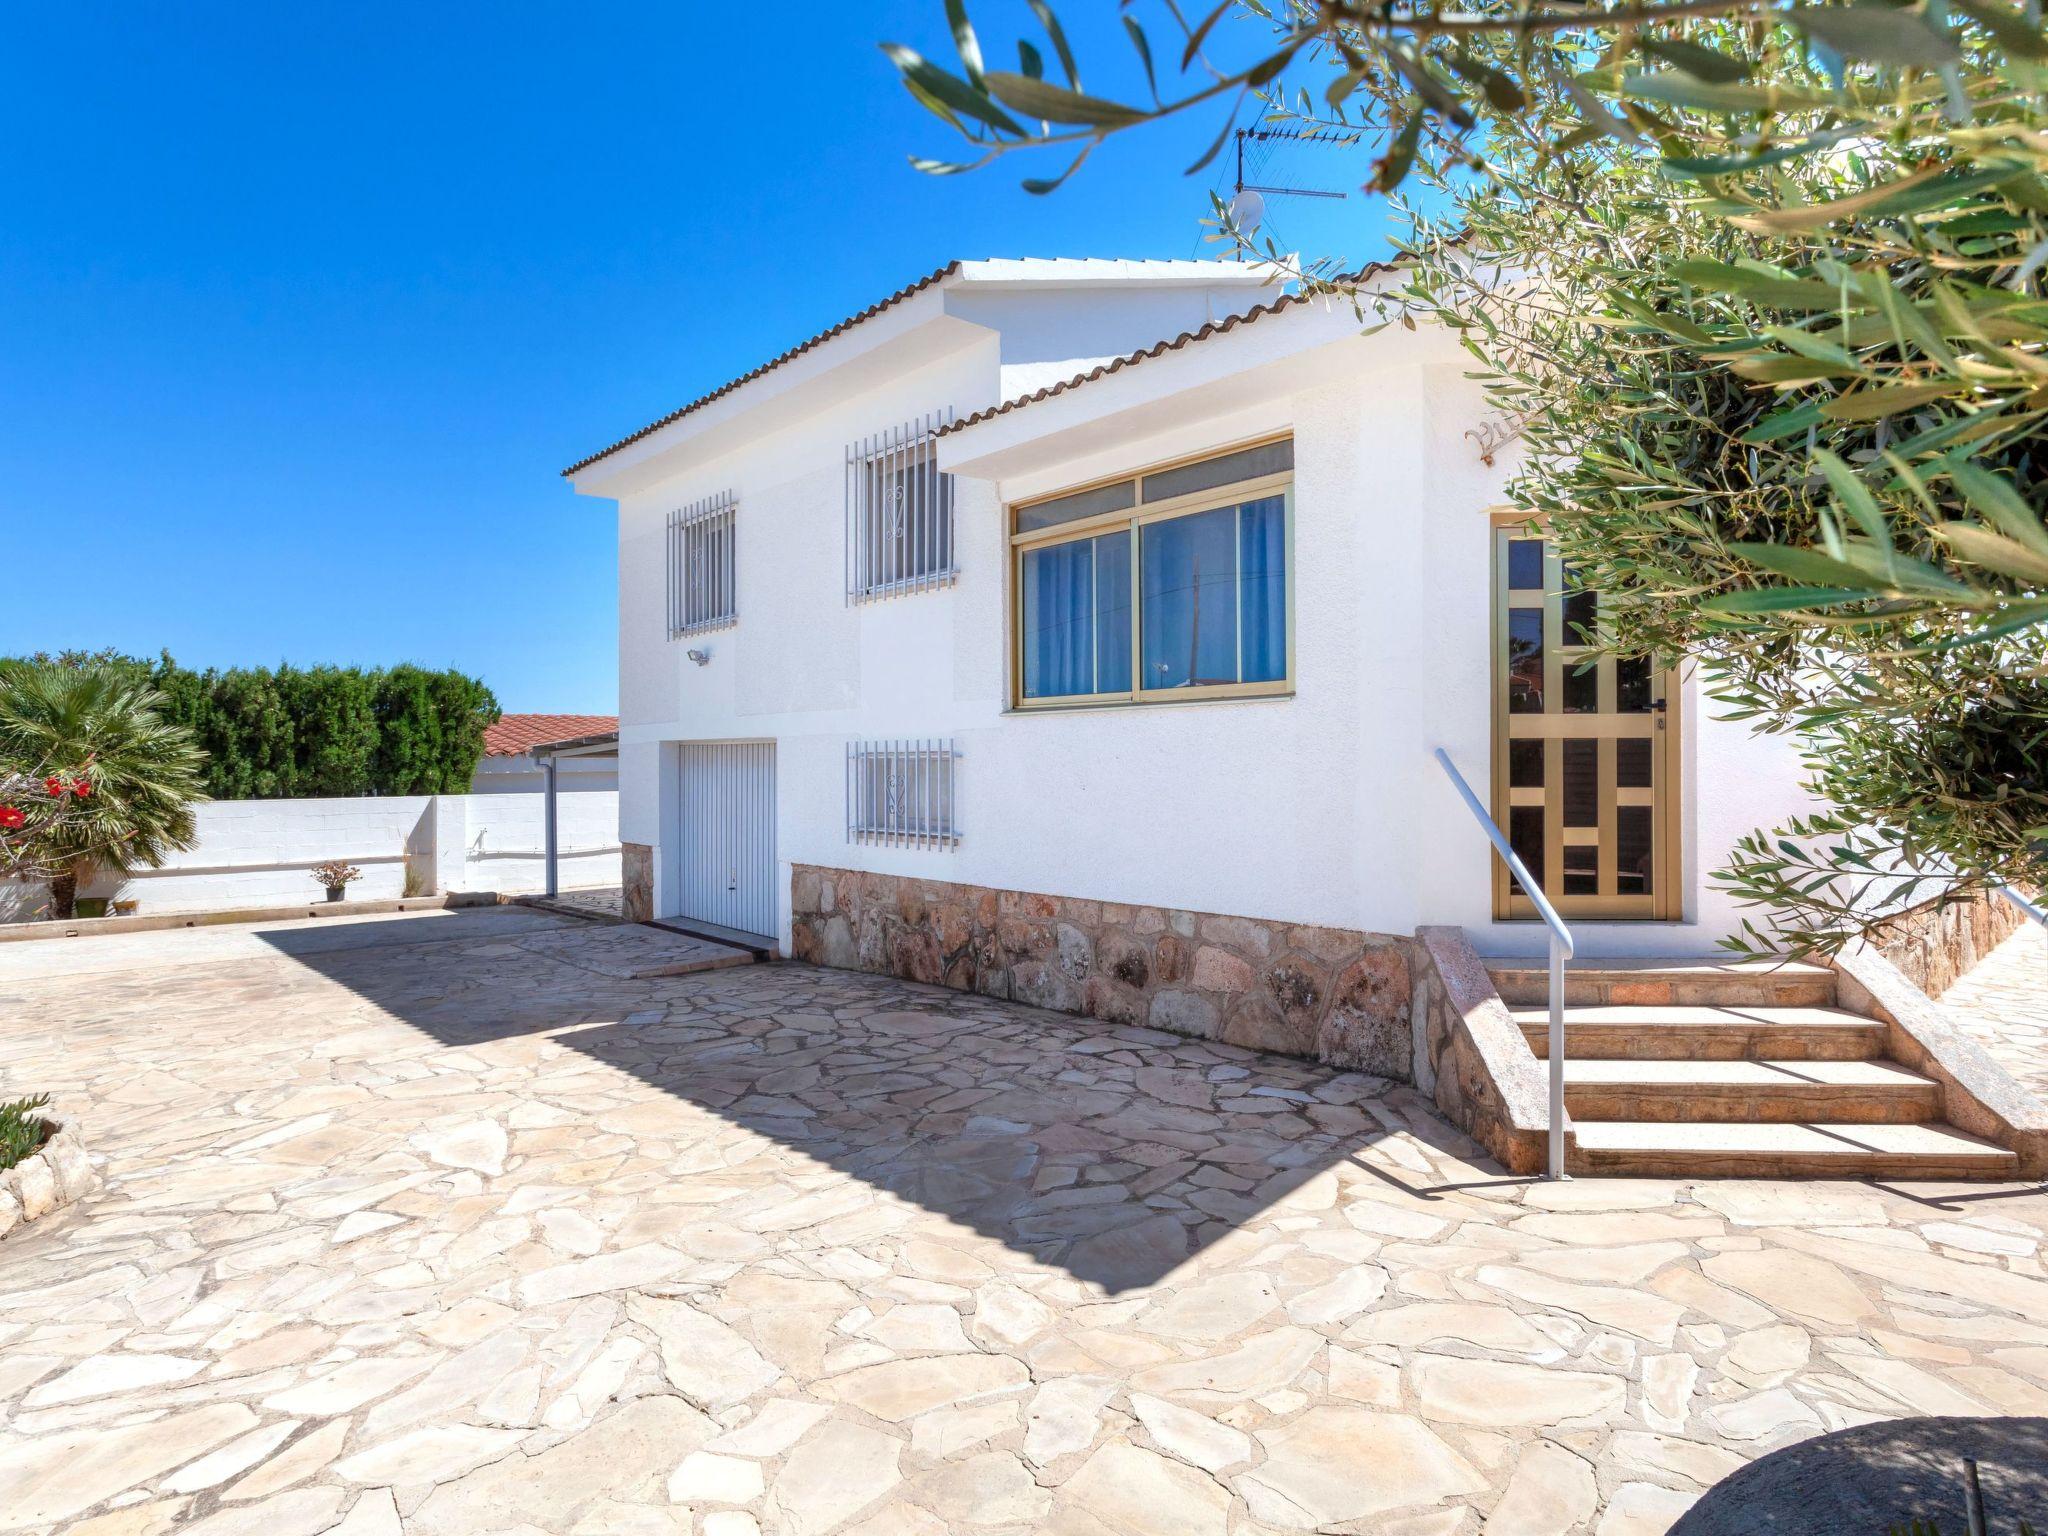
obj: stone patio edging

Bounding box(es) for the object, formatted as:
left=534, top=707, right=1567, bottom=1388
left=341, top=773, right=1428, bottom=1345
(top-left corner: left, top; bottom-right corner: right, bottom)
left=1834, top=939, right=2048, bottom=1178
left=0, top=1110, right=94, bottom=1238
left=0, top=891, right=505, bottom=945
left=1414, top=925, right=1554, bottom=1175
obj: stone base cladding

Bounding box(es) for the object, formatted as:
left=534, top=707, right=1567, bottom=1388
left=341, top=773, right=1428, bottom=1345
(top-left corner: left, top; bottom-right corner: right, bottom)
left=1871, top=887, right=2025, bottom=999
left=621, top=842, right=654, bottom=924
left=1413, top=927, right=1552, bottom=1176
left=789, top=865, right=1424, bottom=1076
left=0, top=1112, right=93, bottom=1239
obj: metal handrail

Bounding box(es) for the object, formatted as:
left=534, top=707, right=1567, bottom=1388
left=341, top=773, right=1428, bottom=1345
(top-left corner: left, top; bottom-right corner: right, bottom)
left=1997, top=886, right=2046, bottom=978
left=1998, top=884, right=2046, bottom=927
left=1434, top=747, right=1575, bottom=1179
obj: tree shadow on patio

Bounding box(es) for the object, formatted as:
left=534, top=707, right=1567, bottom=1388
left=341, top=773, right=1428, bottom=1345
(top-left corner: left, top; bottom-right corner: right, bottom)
left=1670, top=1416, right=2048, bottom=1535
left=260, top=915, right=1448, bottom=1292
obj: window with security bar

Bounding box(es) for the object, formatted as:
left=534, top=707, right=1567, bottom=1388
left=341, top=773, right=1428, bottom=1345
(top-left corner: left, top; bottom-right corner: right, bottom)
left=846, top=739, right=961, bottom=848
left=667, top=491, right=737, bottom=636
left=845, top=412, right=956, bottom=602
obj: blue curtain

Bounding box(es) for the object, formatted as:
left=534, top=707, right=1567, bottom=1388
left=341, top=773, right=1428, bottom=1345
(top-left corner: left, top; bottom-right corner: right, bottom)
left=1092, top=532, right=1132, bottom=693
left=1141, top=505, right=1240, bottom=689
left=1025, top=506, right=1281, bottom=698
left=1239, top=495, right=1286, bottom=683
left=1021, top=540, right=1094, bottom=697
left=1022, top=531, right=1132, bottom=697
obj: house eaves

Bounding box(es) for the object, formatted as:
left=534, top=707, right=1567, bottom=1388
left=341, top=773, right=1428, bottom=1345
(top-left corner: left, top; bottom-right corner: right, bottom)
left=938, top=261, right=1400, bottom=443
left=562, top=262, right=961, bottom=479
left=561, top=258, right=1286, bottom=484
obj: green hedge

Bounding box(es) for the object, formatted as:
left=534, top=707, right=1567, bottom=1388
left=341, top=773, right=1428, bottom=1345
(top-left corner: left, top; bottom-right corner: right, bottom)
left=5, top=651, right=500, bottom=799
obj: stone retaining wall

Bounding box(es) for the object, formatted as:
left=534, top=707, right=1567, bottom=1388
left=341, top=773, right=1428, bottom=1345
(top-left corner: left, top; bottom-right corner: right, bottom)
left=1834, top=941, right=2048, bottom=1179
left=1869, top=887, right=2026, bottom=999
left=1413, top=927, right=1552, bottom=1175
left=790, top=865, right=1424, bottom=1075
left=1, top=1111, right=92, bottom=1239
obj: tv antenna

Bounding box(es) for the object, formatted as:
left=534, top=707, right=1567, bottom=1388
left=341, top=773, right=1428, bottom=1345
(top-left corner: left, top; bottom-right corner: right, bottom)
left=1234, top=125, right=1363, bottom=203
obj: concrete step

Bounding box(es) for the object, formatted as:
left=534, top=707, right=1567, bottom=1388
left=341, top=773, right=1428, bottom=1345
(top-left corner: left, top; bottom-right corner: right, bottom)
left=1561, top=1058, right=1941, bottom=1124
left=1514, top=1004, right=1889, bottom=1061
left=1569, top=1119, right=2019, bottom=1179
left=1487, top=957, right=1836, bottom=1009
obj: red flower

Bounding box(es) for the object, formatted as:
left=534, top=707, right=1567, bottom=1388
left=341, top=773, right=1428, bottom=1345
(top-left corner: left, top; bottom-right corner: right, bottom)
left=72, top=779, right=91, bottom=798
left=43, top=777, right=64, bottom=798
left=0, top=806, right=23, bottom=830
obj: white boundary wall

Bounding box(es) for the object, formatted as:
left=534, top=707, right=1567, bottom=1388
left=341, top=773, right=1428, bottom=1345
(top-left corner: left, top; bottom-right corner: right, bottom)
left=0, top=790, right=619, bottom=920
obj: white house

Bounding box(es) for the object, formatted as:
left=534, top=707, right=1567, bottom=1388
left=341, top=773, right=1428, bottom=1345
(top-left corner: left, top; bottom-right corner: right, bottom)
left=566, top=256, right=2041, bottom=1181
left=566, top=256, right=1811, bottom=956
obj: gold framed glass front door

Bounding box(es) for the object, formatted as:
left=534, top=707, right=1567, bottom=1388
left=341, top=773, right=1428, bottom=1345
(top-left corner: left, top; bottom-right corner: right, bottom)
left=1491, top=526, right=1680, bottom=921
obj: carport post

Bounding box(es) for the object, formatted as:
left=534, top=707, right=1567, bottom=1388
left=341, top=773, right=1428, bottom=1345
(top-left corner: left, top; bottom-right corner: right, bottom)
left=542, top=755, right=559, bottom=898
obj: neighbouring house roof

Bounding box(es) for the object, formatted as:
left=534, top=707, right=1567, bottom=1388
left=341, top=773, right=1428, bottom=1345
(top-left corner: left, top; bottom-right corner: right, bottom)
left=530, top=727, right=621, bottom=757
left=939, top=262, right=1400, bottom=440
left=482, top=714, right=619, bottom=758
left=561, top=258, right=1286, bottom=479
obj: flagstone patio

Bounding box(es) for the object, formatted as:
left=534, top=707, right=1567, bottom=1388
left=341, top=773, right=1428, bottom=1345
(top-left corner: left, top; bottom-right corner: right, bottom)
left=1947, top=922, right=2048, bottom=1099
left=3, top=906, right=2047, bottom=1536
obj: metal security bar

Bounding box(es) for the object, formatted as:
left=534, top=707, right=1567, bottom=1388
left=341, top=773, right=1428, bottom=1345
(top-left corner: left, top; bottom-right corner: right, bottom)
left=845, top=411, right=956, bottom=603
left=667, top=491, right=738, bottom=637
left=846, top=738, right=961, bottom=849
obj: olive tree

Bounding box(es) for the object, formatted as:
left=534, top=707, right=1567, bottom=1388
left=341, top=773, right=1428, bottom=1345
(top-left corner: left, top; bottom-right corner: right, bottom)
left=882, top=0, right=2048, bottom=953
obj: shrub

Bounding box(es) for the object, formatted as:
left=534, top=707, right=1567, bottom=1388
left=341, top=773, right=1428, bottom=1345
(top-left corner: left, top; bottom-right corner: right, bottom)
left=0, top=1094, right=52, bottom=1172
left=0, top=663, right=207, bottom=918
left=3, top=652, right=499, bottom=801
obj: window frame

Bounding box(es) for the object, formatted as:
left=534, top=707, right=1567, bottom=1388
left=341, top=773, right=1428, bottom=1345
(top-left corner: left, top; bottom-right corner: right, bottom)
left=845, top=412, right=957, bottom=604
left=668, top=490, right=739, bottom=638
left=846, top=738, right=962, bottom=849
left=1007, top=435, right=1296, bottom=711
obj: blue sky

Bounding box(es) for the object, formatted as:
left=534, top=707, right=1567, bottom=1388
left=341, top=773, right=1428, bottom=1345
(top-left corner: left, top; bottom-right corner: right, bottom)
left=0, top=4, right=1398, bottom=713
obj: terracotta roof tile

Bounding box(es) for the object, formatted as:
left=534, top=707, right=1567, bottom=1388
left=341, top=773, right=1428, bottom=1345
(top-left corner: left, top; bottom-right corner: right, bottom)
left=938, top=262, right=1397, bottom=439
left=561, top=263, right=962, bottom=478
left=483, top=714, right=618, bottom=757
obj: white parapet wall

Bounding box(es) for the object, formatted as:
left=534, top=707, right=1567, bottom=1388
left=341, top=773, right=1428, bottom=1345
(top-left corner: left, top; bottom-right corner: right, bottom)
left=459, top=790, right=621, bottom=899
left=0, top=790, right=620, bottom=920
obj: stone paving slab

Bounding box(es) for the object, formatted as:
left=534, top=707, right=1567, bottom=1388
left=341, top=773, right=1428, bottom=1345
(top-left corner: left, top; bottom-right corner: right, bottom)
left=512, top=922, right=754, bottom=980
left=0, top=903, right=573, bottom=984
left=1947, top=924, right=2048, bottom=1098
left=2, top=916, right=2048, bottom=1534
left=520, top=886, right=626, bottom=924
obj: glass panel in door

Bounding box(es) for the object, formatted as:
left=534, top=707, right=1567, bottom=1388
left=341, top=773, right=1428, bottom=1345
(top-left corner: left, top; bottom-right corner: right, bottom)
left=1492, top=529, right=1677, bottom=920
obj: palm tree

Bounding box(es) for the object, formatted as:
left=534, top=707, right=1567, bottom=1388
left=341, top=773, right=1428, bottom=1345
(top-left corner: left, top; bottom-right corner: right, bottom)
left=0, top=663, right=207, bottom=919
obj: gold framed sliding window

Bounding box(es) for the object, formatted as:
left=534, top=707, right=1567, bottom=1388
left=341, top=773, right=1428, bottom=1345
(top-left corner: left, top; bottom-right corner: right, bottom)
left=1008, top=435, right=1296, bottom=711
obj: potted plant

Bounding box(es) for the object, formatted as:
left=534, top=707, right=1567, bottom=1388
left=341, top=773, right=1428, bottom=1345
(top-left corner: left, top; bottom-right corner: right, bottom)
left=311, top=861, right=362, bottom=903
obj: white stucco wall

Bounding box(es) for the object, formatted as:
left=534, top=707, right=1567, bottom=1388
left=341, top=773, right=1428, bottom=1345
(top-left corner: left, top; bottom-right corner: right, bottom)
left=599, top=282, right=1818, bottom=960
left=459, top=792, right=621, bottom=897
left=471, top=751, right=619, bottom=795
left=0, top=791, right=621, bottom=920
